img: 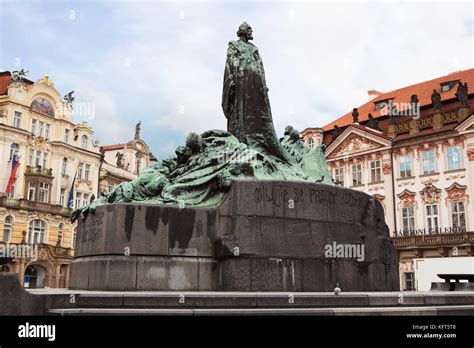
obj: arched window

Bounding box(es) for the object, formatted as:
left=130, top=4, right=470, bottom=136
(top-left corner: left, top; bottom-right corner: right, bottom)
left=58, top=222, right=64, bottom=246
left=81, top=135, right=88, bottom=149
left=9, top=143, right=19, bottom=161
left=3, top=216, right=13, bottom=243
left=62, top=158, right=68, bottom=175
left=308, top=138, right=315, bottom=148
left=28, top=219, right=47, bottom=244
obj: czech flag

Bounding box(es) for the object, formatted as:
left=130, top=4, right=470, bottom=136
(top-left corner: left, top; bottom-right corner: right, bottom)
left=5, top=153, right=20, bottom=195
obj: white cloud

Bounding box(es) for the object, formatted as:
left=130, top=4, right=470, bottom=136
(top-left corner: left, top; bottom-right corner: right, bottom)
left=2, top=1, right=471, bottom=157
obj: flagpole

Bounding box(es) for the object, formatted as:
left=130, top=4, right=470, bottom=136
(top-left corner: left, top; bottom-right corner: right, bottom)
left=68, top=168, right=77, bottom=209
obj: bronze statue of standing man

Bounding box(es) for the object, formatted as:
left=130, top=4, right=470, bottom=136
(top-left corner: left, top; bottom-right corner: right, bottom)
left=222, top=22, right=289, bottom=161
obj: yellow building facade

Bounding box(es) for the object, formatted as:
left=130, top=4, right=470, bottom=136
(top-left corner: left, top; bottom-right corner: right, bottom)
left=0, top=71, right=101, bottom=288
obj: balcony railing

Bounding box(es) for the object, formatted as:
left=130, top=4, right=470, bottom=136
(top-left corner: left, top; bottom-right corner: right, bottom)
left=25, top=165, right=53, bottom=177
left=392, top=231, right=474, bottom=247
left=0, top=197, right=71, bottom=217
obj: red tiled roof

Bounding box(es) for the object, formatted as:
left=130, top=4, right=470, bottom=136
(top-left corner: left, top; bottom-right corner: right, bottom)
left=0, top=72, right=12, bottom=95
left=101, top=144, right=125, bottom=151
left=0, top=71, right=35, bottom=95
left=323, top=68, right=474, bottom=131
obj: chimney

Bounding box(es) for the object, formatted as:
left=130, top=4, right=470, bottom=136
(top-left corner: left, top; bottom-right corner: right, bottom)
left=368, top=89, right=383, bottom=101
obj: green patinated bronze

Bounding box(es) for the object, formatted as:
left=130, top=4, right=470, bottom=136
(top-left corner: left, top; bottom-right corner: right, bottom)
left=70, top=22, right=333, bottom=223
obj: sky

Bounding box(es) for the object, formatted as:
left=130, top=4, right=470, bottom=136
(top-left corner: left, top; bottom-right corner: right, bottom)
left=0, top=0, right=473, bottom=159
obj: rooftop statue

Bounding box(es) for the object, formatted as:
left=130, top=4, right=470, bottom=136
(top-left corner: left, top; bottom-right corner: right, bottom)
left=134, top=120, right=141, bottom=140
left=70, top=23, right=332, bottom=223
left=10, top=69, right=28, bottom=84
left=455, top=81, right=468, bottom=107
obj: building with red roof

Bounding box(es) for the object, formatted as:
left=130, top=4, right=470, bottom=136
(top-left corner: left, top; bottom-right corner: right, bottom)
left=301, top=68, right=474, bottom=291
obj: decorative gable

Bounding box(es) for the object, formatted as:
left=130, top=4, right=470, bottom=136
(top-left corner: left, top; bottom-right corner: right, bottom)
left=327, top=133, right=384, bottom=159
left=397, top=189, right=416, bottom=207
left=445, top=182, right=469, bottom=202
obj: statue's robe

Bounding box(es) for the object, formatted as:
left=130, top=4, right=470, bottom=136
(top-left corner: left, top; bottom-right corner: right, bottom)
left=222, top=39, right=289, bottom=161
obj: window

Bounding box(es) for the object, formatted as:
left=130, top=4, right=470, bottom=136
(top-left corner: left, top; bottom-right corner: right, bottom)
left=307, top=138, right=315, bottom=148
left=334, top=167, right=344, bottom=187
left=422, top=150, right=436, bottom=174
left=38, top=121, right=44, bottom=137
left=35, top=150, right=42, bottom=167
left=38, top=182, right=50, bottom=203
left=58, top=223, right=64, bottom=247
left=28, top=182, right=36, bottom=201
left=405, top=272, right=415, bottom=291
left=28, top=149, right=35, bottom=166
left=84, top=164, right=91, bottom=181
left=9, top=143, right=19, bottom=161
left=81, top=135, right=88, bottom=149
left=447, top=146, right=461, bottom=171
left=77, top=162, right=84, bottom=180
left=72, top=227, right=77, bottom=249
left=60, top=188, right=66, bottom=207
left=441, top=83, right=453, bottom=92
left=75, top=192, right=82, bottom=209
left=399, top=155, right=412, bottom=177
left=370, top=160, right=381, bottom=182
left=3, top=216, right=13, bottom=243
left=64, top=129, right=70, bottom=143
left=62, top=158, right=68, bottom=175
left=451, top=201, right=466, bottom=229
left=351, top=164, right=363, bottom=186
left=13, top=111, right=21, bottom=128
left=31, top=119, right=37, bottom=135
left=83, top=193, right=90, bottom=207
left=375, top=101, right=387, bottom=110
left=42, top=152, right=48, bottom=168
left=45, top=124, right=50, bottom=140
left=28, top=219, right=46, bottom=244
left=402, top=206, right=415, bottom=233
left=426, top=204, right=439, bottom=233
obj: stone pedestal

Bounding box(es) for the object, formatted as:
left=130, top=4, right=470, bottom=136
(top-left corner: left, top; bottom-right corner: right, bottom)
left=69, top=180, right=399, bottom=291
left=458, top=107, right=471, bottom=121
left=433, top=112, right=443, bottom=129
left=409, top=119, right=419, bottom=134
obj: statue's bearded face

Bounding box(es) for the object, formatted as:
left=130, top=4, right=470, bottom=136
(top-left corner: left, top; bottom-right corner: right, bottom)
left=238, top=23, right=253, bottom=40
left=244, top=26, right=253, bottom=40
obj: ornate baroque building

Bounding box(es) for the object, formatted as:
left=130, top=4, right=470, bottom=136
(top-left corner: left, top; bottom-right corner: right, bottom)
left=301, top=69, right=474, bottom=291
left=0, top=70, right=101, bottom=288
left=99, top=121, right=155, bottom=193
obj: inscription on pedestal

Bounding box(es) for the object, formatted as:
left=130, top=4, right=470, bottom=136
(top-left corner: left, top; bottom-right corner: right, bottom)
left=80, top=211, right=104, bottom=244
left=253, top=184, right=365, bottom=208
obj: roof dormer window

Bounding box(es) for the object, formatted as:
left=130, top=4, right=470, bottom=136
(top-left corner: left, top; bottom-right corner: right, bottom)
left=441, top=83, right=451, bottom=92
left=374, top=98, right=392, bottom=110
left=440, top=80, right=459, bottom=92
